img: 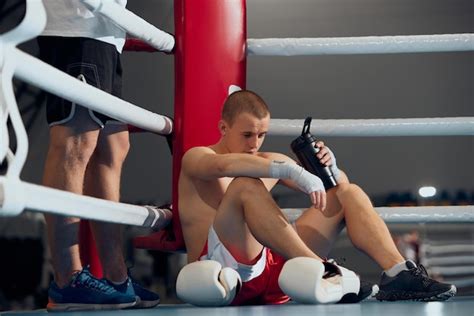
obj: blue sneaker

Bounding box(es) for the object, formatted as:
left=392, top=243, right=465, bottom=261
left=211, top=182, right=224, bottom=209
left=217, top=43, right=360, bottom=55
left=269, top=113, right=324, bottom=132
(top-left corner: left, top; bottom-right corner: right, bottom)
left=131, top=279, right=160, bottom=308
left=47, top=266, right=137, bottom=312
left=107, top=272, right=160, bottom=309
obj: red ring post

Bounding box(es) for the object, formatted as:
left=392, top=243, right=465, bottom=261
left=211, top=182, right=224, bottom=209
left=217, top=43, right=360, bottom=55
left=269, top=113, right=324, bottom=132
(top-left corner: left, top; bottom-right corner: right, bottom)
left=133, top=0, right=247, bottom=251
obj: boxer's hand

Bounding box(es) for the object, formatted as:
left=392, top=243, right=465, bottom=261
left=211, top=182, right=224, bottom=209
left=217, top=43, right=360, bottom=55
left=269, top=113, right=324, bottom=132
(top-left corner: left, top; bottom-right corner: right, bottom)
left=269, top=161, right=326, bottom=210
left=309, top=190, right=327, bottom=211
left=315, top=141, right=341, bottom=181
left=315, top=141, right=330, bottom=166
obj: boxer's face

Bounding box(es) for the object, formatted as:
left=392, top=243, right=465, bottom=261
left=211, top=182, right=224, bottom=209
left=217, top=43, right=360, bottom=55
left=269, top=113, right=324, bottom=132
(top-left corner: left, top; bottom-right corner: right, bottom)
left=221, top=112, right=270, bottom=154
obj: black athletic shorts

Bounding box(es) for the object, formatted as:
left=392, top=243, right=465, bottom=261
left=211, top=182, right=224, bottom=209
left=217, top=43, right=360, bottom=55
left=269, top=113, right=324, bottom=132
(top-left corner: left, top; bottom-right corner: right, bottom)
left=37, top=36, right=122, bottom=127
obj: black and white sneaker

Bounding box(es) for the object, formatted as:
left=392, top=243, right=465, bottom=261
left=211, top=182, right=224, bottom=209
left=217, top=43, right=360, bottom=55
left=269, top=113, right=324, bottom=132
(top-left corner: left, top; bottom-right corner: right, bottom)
left=376, top=260, right=456, bottom=302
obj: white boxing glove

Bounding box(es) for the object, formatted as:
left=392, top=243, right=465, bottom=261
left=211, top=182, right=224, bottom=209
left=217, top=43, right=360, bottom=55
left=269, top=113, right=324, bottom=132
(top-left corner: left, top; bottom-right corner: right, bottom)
left=269, top=161, right=325, bottom=194
left=176, top=260, right=242, bottom=307
left=278, top=257, right=360, bottom=304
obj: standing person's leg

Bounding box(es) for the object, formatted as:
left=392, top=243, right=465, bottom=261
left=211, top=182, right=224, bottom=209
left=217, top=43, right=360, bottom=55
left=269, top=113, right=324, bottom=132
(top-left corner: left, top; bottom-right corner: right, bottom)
left=85, top=124, right=160, bottom=309
left=83, top=47, right=129, bottom=283
left=85, top=124, right=130, bottom=283
left=39, top=36, right=108, bottom=288
left=40, top=36, right=136, bottom=311
left=43, top=111, right=136, bottom=311
left=43, top=109, right=100, bottom=287
left=83, top=47, right=160, bottom=309
left=84, top=125, right=162, bottom=308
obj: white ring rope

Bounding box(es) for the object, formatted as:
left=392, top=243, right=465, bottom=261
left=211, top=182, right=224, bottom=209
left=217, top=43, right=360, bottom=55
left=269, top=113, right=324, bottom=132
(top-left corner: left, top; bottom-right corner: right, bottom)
left=422, top=244, right=474, bottom=255
left=269, top=117, right=474, bottom=137
left=0, top=178, right=171, bottom=228
left=428, top=266, right=474, bottom=276
left=81, top=0, right=175, bottom=53
left=443, top=277, right=474, bottom=288
left=375, top=206, right=474, bottom=222
left=247, top=34, right=474, bottom=56
left=283, top=206, right=474, bottom=223
left=423, top=256, right=474, bottom=266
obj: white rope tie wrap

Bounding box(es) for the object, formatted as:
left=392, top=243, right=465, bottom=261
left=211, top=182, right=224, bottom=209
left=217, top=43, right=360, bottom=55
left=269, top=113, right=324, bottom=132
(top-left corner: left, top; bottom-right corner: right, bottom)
left=269, top=117, right=474, bottom=137
left=81, top=0, right=175, bottom=52
left=247, top=34, right=474, bottom=56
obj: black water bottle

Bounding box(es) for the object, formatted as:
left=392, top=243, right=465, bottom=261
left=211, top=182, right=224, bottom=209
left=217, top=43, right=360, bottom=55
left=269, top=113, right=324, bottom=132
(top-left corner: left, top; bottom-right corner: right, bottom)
left=290, top=117, right=338, bottom=190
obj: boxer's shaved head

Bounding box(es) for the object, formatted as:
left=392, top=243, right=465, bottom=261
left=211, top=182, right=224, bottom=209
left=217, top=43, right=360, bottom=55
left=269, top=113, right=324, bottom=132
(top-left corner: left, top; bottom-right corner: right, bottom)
left=222, top=90, right=270, bottom=126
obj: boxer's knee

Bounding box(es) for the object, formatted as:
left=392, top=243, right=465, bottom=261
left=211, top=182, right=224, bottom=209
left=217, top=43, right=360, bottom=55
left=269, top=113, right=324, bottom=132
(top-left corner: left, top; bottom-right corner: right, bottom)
left=335, top=182, right=364, bottom=200
left=227, top=177, right=266, bottom=201
left=334, top=182, right=373, bottom=218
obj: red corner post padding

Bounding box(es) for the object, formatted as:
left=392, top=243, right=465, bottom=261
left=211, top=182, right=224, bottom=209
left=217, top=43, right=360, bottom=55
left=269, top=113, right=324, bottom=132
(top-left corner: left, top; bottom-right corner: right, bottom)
left=133, top=0, right=247, bottom=252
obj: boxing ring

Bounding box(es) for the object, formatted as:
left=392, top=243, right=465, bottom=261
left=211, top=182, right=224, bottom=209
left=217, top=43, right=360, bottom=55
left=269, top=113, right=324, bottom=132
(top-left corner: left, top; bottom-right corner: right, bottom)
left=1, top=0, right=473, bottom=314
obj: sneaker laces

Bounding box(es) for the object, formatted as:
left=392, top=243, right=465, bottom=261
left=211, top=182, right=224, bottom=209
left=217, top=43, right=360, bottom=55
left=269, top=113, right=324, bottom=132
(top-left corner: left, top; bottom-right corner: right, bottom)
left=411, top=264, right=435, bottom=288
left=74, top=268, right=115, bottom=294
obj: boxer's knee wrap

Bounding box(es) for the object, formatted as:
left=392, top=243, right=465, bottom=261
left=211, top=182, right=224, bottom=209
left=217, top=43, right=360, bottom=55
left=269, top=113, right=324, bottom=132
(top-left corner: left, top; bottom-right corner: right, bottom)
left=176, top=260, right=241, bottom=306
left=278, top=257, right=360, bottom=304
